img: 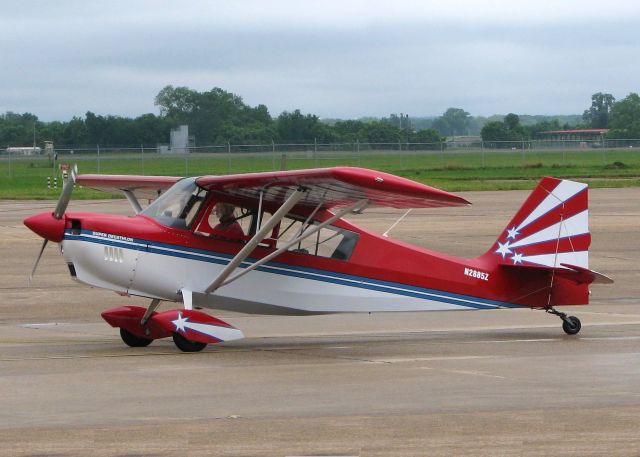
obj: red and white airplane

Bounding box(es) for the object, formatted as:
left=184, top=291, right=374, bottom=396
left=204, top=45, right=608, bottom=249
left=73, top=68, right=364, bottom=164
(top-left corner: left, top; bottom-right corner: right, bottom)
left=24, top=167, right=613, bottom=352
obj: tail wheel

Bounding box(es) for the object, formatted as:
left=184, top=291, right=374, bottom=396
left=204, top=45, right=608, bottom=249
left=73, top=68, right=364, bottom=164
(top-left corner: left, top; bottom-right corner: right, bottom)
left=172, top=332, right=207, bottom=352
left=562, top=316, right=582, bottom=335
left=120, top=328, right=153, bottom=347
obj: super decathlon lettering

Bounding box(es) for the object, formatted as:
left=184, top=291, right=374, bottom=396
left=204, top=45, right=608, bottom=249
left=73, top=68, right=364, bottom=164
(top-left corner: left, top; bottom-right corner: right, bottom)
left=464, top=267, right=489, bottom=281
left=91, top=231, right=134, bottom=243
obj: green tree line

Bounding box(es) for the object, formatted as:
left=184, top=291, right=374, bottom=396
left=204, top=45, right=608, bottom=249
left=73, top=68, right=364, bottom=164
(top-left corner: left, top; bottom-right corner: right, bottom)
left=481, top=92, right=640, bottom=144
left=1, top=86, right=442, bottom=149
left=1, top=87, right=639, bottom=149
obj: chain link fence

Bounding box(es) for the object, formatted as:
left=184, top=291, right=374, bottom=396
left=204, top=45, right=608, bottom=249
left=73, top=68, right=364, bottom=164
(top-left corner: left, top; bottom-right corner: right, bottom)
left=1, top=139, right=639, bottom=181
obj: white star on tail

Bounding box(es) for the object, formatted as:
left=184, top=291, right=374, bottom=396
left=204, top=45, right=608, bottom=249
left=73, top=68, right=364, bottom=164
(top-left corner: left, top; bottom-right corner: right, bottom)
left=506, top=226, right=520, bottom=240
left=511, top=252, right=523, bottom=264
left=172, top=312, right=189, bottom=333
left=495, top=240, right=512, bottom=259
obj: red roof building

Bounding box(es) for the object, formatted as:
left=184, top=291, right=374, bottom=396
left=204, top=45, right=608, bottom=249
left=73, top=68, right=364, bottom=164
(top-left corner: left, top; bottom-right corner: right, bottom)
left=537, top=129, right=608, bottom=141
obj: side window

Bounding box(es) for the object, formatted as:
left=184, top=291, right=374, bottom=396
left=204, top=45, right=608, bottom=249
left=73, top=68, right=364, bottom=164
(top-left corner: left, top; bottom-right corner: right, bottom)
left=194, top=201, right=248, bottom=241
left=275, top=216, right=358, bottom=260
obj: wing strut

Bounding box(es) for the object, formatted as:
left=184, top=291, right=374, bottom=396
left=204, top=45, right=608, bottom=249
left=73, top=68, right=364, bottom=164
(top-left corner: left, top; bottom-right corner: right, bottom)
left=123, top=189, right=143, bottom=214
left=221, top=198, right=368, bottom=287
left=204, top=187, right=308, bottom=294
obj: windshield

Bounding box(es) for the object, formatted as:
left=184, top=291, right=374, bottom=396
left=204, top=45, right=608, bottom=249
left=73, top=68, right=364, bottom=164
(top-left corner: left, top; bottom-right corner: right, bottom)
left=141, top=178, right=205, bottom=229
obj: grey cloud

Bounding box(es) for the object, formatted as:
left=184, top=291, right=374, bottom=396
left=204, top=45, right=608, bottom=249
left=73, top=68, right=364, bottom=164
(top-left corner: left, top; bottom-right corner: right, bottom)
left=1, top=2, right=639, bottom=121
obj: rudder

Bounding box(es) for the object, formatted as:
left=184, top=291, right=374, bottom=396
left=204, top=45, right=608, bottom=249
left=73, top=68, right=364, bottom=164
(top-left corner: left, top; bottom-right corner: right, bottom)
left=486, top=177, right=591, bottom=269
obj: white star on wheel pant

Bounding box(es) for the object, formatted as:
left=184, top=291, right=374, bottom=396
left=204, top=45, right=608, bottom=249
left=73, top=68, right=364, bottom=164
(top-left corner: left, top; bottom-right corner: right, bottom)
left=172, top=313, right=189, bottom=333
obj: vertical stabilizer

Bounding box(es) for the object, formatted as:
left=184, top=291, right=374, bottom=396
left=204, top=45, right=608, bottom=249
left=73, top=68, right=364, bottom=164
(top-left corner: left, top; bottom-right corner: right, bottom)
left=487, top=177, right=590, bottom=269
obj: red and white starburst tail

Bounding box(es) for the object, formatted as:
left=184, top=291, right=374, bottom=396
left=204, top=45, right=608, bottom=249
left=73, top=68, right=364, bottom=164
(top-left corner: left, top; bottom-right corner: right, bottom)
left=488, top=177, right=591, bottom=269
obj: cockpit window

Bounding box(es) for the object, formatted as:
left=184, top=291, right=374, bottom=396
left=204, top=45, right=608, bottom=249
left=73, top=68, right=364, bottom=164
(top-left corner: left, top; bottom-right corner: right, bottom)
left=274, top=215, right=358, bottom=260
left=141, top=178, right=205, bottom=229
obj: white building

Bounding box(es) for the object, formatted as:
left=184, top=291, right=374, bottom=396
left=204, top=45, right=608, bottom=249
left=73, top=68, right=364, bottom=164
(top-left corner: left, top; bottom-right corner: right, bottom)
left=6, top=146, right=42, bottom=155
left=170, top=125, right=190, bottom=154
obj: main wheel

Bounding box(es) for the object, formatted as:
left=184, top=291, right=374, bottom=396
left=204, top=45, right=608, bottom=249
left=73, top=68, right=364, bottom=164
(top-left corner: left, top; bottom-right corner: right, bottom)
left=172, top=332, right=207, bottom=352
left=562, top=316, right=581, bottom=335
left=120, top=328, right=153, bottom=347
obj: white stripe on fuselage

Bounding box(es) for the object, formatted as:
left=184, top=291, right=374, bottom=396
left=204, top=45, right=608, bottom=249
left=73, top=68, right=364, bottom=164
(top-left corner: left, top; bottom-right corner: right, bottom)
left=62, top=236, right=512, bottom=314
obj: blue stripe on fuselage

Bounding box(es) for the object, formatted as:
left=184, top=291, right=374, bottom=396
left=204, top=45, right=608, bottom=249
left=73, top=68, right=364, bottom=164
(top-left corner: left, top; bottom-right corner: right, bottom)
left=64, top=229, right=519, bottom=310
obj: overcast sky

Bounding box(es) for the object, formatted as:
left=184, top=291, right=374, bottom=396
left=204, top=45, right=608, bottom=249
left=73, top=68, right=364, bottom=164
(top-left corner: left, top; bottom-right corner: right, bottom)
left=2, top=0, right=639, bottom=121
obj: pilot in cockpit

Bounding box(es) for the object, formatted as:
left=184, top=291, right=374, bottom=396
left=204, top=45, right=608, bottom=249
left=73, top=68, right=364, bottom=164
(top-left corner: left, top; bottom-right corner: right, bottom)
left=212, top=202, right=244, bottom=238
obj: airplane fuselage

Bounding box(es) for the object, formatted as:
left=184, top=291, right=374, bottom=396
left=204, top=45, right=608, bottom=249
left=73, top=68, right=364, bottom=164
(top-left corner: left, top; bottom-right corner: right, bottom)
left=60, top=210, right=586, bottom=315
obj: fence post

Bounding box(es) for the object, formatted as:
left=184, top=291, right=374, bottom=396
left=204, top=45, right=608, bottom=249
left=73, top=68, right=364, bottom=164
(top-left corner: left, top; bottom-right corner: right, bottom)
left=97, top=144, right=100, bottom=173
left=272, top=140, right=276, bottom=171
left=357, top=139, right=361, bottom=167
left=141, top=144, right=145, bottom=175
left=227, top=141, right=231, bottom=173
left=481, top=140, right=485, bottom=168
left=314, top=137, right=317, bottom=167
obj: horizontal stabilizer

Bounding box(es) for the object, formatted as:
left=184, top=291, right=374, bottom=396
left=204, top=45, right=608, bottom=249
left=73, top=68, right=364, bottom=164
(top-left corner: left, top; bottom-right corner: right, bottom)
left=500, top=262, right=614, bottom=285
left=560, top=263, right=614, bottom=284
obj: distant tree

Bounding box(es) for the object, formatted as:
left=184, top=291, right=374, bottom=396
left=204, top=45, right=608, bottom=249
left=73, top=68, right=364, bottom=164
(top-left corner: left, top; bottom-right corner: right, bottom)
left=503, top=113, right=520, bottom=131
left=154, top=86, right=198, bottom=117
left=409, top=128, right=442, bottom=150
left=480, top=113, right=526, bottom=146
left=583, top=92, right=615, bottom=128
left=383, top=113, right=411, bottom=130
left=154, top=85, right=274, bottom=144
left=276, top=110, right=334, bottom=143
left=411, top=128, right=442, bottom=143
left=60, top=117, right=89, bottom=146
left=480, top=121, right=510, bottom=143
left=432, top=108, right=471, bottom=137
left=361, top=121, right=401, bottom=143
left=0, top=112, right=42, bottom=146
left=607, top=93, right=640, bottom=138
left=525, top=119, right=562, bottom=137
left=332, top=120, right=366, bottom=142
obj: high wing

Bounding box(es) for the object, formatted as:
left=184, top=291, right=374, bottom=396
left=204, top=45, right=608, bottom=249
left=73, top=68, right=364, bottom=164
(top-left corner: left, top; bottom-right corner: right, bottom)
left=195, top=168, right=468, bottom=294
left=195, top=167, right=470, bottom=210
left=77, top=167, right=469, bottom=214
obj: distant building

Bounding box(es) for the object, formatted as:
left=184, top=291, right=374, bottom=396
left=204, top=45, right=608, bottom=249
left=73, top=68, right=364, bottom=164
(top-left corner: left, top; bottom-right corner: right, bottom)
left=6, top=146, right=42, bottom=155
left=537, top=129, right=608, bottom=142
left=158, top=125, right=196, bottom=154
left=170, top=125, right=189, bottom=154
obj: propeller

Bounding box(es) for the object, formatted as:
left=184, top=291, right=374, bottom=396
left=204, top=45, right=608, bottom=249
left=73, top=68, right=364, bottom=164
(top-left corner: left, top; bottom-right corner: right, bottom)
left=53, top=164, right=78, bottom=220
left=28, top=239, right=48, bottom=285
left=28, top=165, right=77, bottom=284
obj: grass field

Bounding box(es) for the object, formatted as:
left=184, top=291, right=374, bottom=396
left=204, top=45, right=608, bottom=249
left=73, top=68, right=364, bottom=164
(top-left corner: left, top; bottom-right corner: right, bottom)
left=1, top=147, right=639, bottom=199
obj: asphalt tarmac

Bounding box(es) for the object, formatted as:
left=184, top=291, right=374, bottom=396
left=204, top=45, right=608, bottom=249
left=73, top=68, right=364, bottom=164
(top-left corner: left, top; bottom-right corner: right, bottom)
left=0, top=187, right=639, bottom=456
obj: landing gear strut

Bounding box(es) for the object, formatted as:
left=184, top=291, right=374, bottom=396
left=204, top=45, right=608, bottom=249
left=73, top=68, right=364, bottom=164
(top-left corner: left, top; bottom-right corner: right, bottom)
left=546, top=307, right=582, bottom=335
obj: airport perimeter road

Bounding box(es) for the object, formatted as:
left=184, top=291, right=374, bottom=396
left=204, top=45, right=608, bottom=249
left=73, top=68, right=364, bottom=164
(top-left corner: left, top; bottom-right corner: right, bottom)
left=0, top=188, right=639, bottom=456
